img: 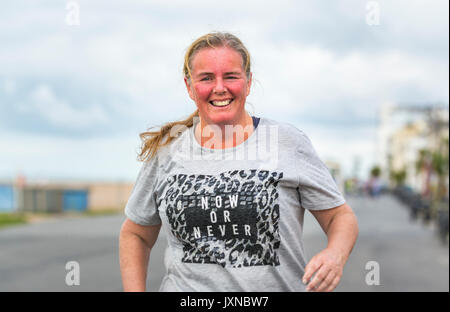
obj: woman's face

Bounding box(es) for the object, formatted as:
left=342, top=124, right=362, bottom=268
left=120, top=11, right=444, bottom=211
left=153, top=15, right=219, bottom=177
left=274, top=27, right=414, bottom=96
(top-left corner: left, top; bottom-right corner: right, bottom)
left=185, top=46, right=252, bottom=126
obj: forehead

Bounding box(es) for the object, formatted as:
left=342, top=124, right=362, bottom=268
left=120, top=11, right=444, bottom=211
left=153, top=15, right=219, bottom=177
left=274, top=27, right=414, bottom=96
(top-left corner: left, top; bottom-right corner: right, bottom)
left=191, top=46, right=244, bottom=74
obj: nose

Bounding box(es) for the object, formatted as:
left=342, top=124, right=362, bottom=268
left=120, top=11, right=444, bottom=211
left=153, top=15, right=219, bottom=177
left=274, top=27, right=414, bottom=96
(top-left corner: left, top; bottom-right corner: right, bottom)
left=213, top=77, right=226, bottom=94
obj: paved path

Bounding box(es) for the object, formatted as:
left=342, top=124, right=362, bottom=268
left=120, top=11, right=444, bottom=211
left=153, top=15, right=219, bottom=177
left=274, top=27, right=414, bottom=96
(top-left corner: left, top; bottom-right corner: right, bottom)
left=303, top=194, right=449, bottom=292
left=0, top=194, right=447, bottom=291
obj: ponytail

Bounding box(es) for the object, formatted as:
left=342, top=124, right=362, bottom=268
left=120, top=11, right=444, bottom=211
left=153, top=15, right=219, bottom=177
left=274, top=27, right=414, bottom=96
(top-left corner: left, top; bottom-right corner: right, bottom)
left=138, top=109, right=198, bottom=161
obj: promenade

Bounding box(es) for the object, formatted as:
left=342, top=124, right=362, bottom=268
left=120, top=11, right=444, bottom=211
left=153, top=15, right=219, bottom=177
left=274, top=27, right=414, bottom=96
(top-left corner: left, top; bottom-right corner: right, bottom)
left=0, top=194, right=447, bottom=291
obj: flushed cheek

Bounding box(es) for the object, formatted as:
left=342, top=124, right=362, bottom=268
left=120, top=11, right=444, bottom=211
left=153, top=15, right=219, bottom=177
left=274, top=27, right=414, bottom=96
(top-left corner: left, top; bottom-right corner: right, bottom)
left=228, top=83, right=248, bottom=101
left=192, top=82, right=246, bottom=103
left=194, top=85, right=213, bottom=101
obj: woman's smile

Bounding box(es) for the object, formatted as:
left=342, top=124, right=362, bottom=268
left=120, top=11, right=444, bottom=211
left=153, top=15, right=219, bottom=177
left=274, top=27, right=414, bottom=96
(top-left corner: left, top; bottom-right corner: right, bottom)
left=209, top=98, right=234, bottom=107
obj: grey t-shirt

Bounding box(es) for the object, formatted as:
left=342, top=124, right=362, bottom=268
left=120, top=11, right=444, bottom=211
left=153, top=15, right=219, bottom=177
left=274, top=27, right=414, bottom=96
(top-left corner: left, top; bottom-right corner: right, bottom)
left=125, top=117, right=345, bottom=292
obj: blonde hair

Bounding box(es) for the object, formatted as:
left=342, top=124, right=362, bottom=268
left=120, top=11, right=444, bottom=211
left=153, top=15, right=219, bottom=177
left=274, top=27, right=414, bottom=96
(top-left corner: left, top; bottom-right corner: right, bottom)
left=138, top=32, right=252, bottom=162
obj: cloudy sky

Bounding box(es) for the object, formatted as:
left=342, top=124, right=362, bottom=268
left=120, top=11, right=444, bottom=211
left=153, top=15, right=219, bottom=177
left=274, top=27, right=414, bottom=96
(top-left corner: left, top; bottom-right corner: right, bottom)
left=0, top=0, right=448, bottom=182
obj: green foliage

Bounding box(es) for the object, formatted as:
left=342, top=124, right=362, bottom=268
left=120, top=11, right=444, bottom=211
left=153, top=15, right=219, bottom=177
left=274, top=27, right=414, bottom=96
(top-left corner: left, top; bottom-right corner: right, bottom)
left=370, top=166, right=381, bottom=178
left=416, top=149, right=431, bottom=172
left=432, top=151, right=448, bottom=176
left=390, top=169, right=407, bottom=186
left=0, top=213, right=27, bottom=229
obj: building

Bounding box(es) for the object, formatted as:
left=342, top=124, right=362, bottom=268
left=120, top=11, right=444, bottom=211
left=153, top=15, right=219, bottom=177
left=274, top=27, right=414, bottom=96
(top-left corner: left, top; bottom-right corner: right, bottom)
left=87, top=182, right=134, bottom=212
left=388, top=120, right=429, bottom=190
left=378, top=103, right=449, bottom=193
left=0, top=183, right=15, bottom=212
left=8, top=180, right=134, bottom=213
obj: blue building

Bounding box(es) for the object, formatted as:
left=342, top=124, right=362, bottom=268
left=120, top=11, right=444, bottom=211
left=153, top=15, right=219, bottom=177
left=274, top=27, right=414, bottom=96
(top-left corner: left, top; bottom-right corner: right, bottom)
left=0, top=184, right=15, bottom=212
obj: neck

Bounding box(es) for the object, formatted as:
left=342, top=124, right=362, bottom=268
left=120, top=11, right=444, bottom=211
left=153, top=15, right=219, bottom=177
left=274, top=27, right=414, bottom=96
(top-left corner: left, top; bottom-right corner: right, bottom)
left=195, top=112, right=254, bottom=149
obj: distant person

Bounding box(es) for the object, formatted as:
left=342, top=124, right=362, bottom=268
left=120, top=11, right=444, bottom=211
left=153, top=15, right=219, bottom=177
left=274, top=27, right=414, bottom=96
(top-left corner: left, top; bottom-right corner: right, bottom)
left=119, top=32, right=359, bottom=292
left=367, top=176, right=382, bottom=197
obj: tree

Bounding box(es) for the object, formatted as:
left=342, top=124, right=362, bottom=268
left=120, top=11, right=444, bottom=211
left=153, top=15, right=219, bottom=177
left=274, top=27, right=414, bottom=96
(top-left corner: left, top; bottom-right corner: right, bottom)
left=390, top=169, right=407, bottom=187
left=370, top=166, right=381, bottom=178
left=416, top=148, right=432, bottom=197
left=432, top=138, right=449, bottom=200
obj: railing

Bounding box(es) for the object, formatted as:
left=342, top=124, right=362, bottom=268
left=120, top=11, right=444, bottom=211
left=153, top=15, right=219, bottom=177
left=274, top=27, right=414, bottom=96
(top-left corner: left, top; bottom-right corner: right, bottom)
left=392, top=186, right=449, bottom=245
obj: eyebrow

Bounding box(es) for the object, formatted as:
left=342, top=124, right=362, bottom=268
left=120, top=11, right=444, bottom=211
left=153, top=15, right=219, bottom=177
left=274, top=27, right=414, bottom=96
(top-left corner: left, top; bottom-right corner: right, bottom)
left=197, top=71, right=242, bottom=76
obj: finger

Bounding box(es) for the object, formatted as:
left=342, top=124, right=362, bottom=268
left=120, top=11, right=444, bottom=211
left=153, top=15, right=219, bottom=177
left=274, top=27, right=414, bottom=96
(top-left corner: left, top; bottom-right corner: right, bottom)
left=303, top=260, right=322, bottom=284
left=306, top=266, right=331, bottom=292
left=307, top=268, right=331, bottom=292
left=314, top=272, right=336, bottom=292
left=325, top=274, right=341, bottom=292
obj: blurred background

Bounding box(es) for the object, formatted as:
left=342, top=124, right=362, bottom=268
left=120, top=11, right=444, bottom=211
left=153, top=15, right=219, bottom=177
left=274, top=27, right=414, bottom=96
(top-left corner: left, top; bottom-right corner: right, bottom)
left=0, top=0, right=448, bottom=292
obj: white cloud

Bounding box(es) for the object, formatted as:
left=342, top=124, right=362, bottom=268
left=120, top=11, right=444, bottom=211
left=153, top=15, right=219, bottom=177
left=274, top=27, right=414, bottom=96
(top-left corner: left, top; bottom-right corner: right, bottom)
left=0, top=0, right=448, bottom=180
left=1, top=78, right=16, bottom=95
left=250, top=43, right=448, bottom=119
left=20, top=84, right=109, bottom=129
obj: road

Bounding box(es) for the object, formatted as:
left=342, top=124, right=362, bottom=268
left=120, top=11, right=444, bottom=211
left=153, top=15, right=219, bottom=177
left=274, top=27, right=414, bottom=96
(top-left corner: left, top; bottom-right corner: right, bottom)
left=0, top=194, right=448, bottom=291
left=304, top=194, right=449, bottom=292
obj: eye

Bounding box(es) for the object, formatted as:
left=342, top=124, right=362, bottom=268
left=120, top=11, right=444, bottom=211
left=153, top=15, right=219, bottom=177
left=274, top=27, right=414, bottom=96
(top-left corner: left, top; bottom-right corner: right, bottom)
left=200, top=77, right=212, bottom=81
left=225, top=76, right=238, bottom=79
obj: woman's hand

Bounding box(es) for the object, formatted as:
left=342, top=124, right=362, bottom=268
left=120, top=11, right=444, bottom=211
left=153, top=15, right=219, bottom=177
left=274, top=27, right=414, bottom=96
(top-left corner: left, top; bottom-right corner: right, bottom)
left=302, top=247, right=345, bottom=292
left=304, top=203, right=359, bottom=292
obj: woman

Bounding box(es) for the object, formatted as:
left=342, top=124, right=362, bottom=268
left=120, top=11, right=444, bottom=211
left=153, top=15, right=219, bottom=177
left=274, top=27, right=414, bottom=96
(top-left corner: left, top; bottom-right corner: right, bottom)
left=119, top=32, right=358, bottom=292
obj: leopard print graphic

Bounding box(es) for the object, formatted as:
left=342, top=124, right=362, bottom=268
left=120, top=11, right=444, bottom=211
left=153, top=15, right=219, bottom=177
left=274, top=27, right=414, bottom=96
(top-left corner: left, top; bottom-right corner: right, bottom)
left=163, top=169, right=283, bottom=268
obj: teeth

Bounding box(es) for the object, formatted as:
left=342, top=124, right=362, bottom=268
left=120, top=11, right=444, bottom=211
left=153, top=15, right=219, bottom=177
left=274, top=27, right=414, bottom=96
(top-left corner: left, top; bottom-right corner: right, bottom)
left=211, top=99, right=232, bottom=107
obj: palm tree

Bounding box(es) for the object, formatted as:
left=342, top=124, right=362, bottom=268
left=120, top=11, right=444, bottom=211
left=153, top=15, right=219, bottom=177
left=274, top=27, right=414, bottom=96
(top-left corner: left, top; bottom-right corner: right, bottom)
left=390, top=169, right=407, bottom=187
left=416, top=149, right=432, bottom=197
left=432, top=138, right=449, bottom=200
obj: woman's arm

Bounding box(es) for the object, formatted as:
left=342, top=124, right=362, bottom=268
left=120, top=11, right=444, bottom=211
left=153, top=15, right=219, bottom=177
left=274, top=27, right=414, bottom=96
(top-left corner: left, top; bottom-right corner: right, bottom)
left=303, top=203, right=359, bottom=292
left=119, top=218, right=161, bottom=292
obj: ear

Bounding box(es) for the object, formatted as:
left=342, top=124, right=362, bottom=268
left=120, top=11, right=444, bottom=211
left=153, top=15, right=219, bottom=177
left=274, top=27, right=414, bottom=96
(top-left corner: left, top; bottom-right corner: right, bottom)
left=184, top=77, right=196, bottom=102
left=246, top=72, right=252, bottom=97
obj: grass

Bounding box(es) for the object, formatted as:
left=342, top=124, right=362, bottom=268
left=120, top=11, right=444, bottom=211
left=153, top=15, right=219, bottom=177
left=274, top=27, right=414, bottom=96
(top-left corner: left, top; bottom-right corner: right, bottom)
left=0, top=212, right=28, bottom=229
left=0, top=208, right=122, bottom=229
left=82, top=208, right=122, bottom=217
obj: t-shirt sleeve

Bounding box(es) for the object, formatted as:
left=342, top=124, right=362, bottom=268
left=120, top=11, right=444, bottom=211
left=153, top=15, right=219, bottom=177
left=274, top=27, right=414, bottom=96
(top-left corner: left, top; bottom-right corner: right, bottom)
left=124, top=156, right=162, bottom=226
left=295, top=130, right=346, bottom=211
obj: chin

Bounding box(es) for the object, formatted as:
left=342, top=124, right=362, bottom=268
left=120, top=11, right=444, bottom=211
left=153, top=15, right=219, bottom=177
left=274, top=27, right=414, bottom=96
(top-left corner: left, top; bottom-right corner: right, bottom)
left=207, top=114, right=238, bottom=126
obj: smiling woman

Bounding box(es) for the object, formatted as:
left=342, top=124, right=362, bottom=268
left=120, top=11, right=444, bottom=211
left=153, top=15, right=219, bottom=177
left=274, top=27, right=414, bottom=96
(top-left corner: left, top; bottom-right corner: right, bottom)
left=138, top=32, right=253, bottom=160
left=119, top=32, right=359, bottom=293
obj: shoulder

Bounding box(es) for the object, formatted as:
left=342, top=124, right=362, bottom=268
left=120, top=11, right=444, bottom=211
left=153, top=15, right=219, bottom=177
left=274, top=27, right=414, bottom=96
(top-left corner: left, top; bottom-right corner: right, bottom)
left=258, top=117, right=313, bottom=150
